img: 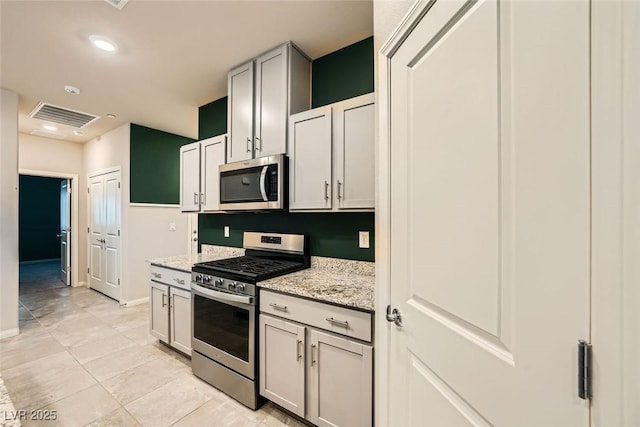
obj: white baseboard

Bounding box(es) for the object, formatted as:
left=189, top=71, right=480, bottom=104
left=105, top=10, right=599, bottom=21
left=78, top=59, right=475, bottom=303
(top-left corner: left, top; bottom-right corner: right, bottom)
left=0, top=328, right=19, bottom=340
left=124, top=297, right=149, bottom=307
left=75, top=281, right=88, bottom=288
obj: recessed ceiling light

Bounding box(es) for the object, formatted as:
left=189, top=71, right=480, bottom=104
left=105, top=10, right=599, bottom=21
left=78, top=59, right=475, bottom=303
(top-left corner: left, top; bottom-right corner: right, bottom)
left=73, top=131, right=84, bottom=136
left=89, top=35, right=118, bottom=53
left=64, top=85, right=81, bottom=95
left=106, top=114, right=117, bottom=119
left=42, top=124, right=58, bottom=131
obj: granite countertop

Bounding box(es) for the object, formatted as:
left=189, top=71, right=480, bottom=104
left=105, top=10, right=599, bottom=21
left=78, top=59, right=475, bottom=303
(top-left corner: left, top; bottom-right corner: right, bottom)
left=259, top=257, right=375, bottom=312
left=148, top=245, right=244, bottom=272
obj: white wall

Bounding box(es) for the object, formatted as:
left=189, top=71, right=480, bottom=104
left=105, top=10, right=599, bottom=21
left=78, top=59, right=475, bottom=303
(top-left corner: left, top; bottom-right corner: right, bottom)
left=19, top=134, right=85, bottom=285
left=84, top=123, right=188, bottom=304
left=0, top=88, right=20, bottom=339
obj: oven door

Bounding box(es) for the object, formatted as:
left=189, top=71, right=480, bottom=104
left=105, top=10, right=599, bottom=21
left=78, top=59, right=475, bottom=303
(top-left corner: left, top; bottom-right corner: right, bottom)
left=191, top=283, right=255, bottom=379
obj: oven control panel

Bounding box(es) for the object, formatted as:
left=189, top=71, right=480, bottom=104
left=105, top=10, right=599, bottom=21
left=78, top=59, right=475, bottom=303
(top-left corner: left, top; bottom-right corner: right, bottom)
left=191, top=273, right=256, bottom=297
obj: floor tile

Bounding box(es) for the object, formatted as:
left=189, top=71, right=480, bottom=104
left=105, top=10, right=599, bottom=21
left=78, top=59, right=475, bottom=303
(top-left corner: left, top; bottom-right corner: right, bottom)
left=101, top=358, right=185, bottom=405
left=171, top=398, right=247, bottom=427
left=68, top=333, right=136, bottom=364
left=22, top=384, right=119, bottom=427
left=1, top=352, right=78, bottom=392
left=0, top=336, right=66, bottom=371
left=8, top=365, right=96, bottom=411
left=121, top=325, right=156, bottom=346
left=85, top=407, right=141, bottom=427
left=82, top=344, right=158, bottom=381
left=125, top=375, right=218, bottom=427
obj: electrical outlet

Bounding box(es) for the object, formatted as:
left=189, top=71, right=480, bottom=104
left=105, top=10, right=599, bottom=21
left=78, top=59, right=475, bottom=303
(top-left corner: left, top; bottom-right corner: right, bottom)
left=169, top=222, right=176, bottom=232
left=224, top=226, right=230, bottom=238
left=359, top=231, right=370, bottom=249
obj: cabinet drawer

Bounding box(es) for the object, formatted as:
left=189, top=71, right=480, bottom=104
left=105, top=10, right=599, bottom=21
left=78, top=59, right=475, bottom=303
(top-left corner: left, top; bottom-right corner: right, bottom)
left=150, top=266, right=190, bottom=291
left=260, top=290, right=372, bottom=342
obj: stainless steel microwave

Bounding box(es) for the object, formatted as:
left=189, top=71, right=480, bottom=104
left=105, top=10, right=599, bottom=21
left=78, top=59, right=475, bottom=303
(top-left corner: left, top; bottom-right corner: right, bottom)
left=219, top=155, right=287, bottom=210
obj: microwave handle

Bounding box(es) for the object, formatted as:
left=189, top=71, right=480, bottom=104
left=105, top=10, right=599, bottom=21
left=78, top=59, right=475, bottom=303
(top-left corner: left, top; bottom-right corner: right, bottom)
left=259, top=166, right=268, bottom=202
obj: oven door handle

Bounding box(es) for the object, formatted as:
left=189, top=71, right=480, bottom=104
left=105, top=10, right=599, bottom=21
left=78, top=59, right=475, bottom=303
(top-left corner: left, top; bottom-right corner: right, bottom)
left=259, top=166, right=268, bottom=202
left=191, top=283, right=254, bottom=305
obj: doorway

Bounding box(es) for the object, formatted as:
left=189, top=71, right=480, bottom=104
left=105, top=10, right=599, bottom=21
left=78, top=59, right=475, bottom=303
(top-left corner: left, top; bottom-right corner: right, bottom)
left=18, top=169, right=80, bottom=293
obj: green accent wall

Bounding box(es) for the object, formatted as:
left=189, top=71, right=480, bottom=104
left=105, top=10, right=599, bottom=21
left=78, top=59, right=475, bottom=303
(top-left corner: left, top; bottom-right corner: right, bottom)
left=198, top=212, right=374, bottom=261
left=311, top=36, right=374, bottom=108
left=19, top=175, right=63, bottom=262
left=130, top=123, right=196, bottom=204
left=199, top=97, right=228, bottom=140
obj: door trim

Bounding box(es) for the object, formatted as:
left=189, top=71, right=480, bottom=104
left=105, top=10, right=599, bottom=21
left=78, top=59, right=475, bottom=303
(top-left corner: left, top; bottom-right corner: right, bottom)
left=591, top=2, right=640, bottom=424
left=19, top=168, right=80, bottom=287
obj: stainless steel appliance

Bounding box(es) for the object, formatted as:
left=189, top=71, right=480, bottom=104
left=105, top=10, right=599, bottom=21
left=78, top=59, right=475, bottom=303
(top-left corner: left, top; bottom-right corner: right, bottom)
left=191, top=232, right=309, bottom=409
left=219, top=155, right=287, bottom=211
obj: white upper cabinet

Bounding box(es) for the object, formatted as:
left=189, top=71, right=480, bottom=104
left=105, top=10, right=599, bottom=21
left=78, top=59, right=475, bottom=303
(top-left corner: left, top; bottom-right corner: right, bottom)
left=180, top=135, right=226, bottom=212
left=227, top=42, right=311, bottom=163
left=289, top=106, right=333, bottom=210
left=179, top=141, right=201, bottom=212
left=200, top=135, right=226, bottom=212
left=228, top=62, right=255, bottom=163
left=335, top=94, right=375, bottom=209
left=289, top=93, right=375, bottom=212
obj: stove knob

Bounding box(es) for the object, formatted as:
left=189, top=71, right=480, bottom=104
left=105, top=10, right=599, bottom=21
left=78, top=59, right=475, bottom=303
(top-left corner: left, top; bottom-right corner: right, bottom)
left=203, top=276, right=212, bottom=284
left=195, top=274, right=203, bottom=283
left=214, top=279, right=223, bottom=287
left=235, top=283, right=245, bottom=292
left=228, top=282, right=237, bottom=290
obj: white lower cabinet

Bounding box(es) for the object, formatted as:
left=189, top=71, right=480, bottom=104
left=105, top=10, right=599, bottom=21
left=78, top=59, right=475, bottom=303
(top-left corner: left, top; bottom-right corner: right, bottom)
left=149, top=266, right=192, bottom=356
left=259, top=290, right=373, bottom=426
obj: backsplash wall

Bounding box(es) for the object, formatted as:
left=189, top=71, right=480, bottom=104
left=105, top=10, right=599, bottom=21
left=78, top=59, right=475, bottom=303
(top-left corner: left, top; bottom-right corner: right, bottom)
left=198, top=212, right=374, bottom=261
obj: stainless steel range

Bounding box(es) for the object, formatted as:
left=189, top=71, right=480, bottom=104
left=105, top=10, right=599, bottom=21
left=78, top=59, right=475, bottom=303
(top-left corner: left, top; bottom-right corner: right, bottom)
left=190, top=232, right=309, bottom=409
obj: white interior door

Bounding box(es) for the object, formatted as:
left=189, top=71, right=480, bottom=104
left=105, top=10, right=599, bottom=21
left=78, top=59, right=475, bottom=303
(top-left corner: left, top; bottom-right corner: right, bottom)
left=385, top=0, right=590, bottom=425
left=88, top=170, right=121, bottom=301
left=59, top=179, right=70, bottom=285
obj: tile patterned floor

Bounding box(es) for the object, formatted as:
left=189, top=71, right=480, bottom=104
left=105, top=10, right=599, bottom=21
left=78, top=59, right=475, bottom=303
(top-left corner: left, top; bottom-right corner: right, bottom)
left=18, top=261, right=67, bottom=296
left=0, top=287, right=306, bottom=427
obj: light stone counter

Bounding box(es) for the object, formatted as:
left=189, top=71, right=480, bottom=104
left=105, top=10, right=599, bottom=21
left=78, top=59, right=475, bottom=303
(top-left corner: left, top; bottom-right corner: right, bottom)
left=259, top=257, right=375, bottom=312
left=147, top=245, right=244, bottom=272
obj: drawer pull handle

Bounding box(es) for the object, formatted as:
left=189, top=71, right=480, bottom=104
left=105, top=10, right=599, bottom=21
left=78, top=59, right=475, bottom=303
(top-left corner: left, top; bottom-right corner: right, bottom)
left=326, top=317, right=349, bottom=328
left=152, top=272, right=162, bottom=279
left=269, top=303, right=288, bottom=312
left=173, top=278, right=185, bottom=285
left=296, top=339, right=302, bottom=361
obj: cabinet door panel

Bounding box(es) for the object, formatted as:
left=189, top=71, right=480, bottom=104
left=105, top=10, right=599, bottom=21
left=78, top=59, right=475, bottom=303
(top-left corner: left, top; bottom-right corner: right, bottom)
left=170, top=287, right=192, bottom=355
left=308, top=329, right=373, bottom=427
left=201, top=135, right=226, bottom=212
left=150, top=282, right=169, bottom=343
left=335, top=94, right=375, bottom=209
left=180, top=142, right=201, bottom=212
left=255, top=45, right=288, bottom=157
left=228, top=62, right=254, bottom=163
left=289, top=106, right=333, bottom=210
left=259, top=314, right=306, bottom=417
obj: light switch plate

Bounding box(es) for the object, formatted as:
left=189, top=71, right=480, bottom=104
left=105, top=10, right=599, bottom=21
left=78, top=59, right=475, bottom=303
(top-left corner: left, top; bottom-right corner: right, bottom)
left=224, top=226, right=230, bottom=238
left=359, top=231, right=370, bottom=249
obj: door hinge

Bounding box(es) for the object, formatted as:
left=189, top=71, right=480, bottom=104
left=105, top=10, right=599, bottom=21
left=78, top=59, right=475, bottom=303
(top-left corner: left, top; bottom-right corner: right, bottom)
left=118, top=278, right=120, bottom=285
left=87, top=227, right=90, bottom=233
left=87, top=267, right=90, bottom=273
left=578, top=340, right=592, bottom=400
left=118, top=230, right=120, bottom=236
left=87, top=187, right=90, bottom=193
left=118, top=182, right=121, bottom=188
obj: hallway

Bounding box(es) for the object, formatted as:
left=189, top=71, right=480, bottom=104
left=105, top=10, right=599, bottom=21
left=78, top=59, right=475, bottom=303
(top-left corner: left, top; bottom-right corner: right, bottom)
left=19, top=260, right=66, bottom=296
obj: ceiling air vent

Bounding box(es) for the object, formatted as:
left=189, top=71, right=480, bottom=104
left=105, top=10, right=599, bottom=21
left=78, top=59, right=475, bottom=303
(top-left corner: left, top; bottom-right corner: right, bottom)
left=28, top=102, right=99, bottom=129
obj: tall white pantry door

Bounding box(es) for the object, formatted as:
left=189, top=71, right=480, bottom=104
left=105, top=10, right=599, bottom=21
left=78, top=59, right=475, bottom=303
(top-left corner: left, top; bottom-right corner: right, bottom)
left=88, top=170, right=121, bottom=301
left=384, top=0, right=590, bottom=425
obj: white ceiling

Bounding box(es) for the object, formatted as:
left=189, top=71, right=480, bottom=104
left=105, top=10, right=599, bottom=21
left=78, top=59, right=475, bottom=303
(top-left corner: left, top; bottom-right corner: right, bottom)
left=1, top=0, right=373, bottom=143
